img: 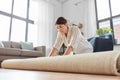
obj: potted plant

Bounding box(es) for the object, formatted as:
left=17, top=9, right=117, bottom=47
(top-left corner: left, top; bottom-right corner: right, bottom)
left=96, top=27, right=113, bottom=35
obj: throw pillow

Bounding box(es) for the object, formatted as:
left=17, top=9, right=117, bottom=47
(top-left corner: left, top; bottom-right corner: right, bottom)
left=20, top=42, right=34, bottom=50
left=0, top=41, right=5, bottom=48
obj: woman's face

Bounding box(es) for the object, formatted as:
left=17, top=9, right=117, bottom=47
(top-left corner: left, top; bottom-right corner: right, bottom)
left=56, top=24, right=68, bottom=34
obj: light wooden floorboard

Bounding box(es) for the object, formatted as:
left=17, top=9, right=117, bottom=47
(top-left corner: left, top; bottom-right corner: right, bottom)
left=0, top=69, right=120, bottom=80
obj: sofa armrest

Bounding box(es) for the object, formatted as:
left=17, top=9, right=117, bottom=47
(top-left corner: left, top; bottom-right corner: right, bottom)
left=34, top=46, right=46, bottom=56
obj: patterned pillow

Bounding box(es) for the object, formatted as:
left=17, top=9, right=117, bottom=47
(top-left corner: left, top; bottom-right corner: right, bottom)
left=20, top=42, right=34, bottom=50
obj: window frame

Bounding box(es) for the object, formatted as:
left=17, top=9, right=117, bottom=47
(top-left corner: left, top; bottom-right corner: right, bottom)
left=0, top=0, right=34, bottom=41
left=95, top=0, right=120, bottom=44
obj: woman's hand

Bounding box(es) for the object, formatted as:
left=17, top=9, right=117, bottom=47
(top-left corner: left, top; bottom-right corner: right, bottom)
left=63, top=45, right=73, bottom=55
left=48, top=47, right=58, bottom=57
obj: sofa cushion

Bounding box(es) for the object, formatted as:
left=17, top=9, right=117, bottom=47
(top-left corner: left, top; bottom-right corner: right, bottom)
left=20, top=42, right=34, bottom=50
left=11, top=41, right=21, bottom=49
left=20, top=50, right=42, bottom=57
left=0, top=41, right=4, bottom=48
left=2, top=41, right=11, bottom=48
left=0, top=48, right=21, bottom=56
left=88, top=34, right=113, bottom=52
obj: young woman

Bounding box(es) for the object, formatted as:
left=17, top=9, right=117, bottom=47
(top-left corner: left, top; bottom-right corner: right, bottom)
left=48, top=17, right=93, bottom=56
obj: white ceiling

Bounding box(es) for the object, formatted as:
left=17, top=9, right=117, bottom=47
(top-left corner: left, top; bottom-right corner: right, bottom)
left=56, top=0, right=84, bottom=4
left=56, top=0, right=69, bottom=3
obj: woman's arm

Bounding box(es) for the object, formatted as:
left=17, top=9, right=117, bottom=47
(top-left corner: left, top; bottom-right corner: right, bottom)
left=63, top=45, right=73, bottom=55
left=63, top=27, right=79, bottom=55
left=48, top=47, right=58, bottom=57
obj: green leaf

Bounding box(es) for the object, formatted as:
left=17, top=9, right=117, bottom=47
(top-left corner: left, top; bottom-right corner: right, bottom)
left=96, top=27, right=113, bottom=35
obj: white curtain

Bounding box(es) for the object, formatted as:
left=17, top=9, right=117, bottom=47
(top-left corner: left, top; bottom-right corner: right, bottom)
left=36, top=0, right=55, bottom=56
left=82, top=0, right=97, bottom=38
left=63, top=0, right=97, bottom=38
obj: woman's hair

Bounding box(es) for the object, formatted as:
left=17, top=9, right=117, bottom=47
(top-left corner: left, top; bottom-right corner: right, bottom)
left=55, top=17, right=67, bottom=25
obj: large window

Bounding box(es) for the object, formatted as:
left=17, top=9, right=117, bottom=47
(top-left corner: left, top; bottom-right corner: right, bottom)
left=0, top=0, right=37, bottom=45
left=95, top=0, right=120, bottom=44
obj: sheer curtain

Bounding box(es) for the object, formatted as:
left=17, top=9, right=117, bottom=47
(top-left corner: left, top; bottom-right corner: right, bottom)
left=36, top=0, right=55, bottom=56
left=82, top=0, right=97, bottom=38
left=62, top=0, right=97, bottom=38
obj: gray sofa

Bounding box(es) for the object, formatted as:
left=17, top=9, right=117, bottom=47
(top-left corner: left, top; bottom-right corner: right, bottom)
left=0, top=41, right=46, bottom=62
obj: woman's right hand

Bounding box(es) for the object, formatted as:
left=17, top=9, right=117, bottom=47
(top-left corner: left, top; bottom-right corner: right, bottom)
left=48, top=47, right=58, bottom=57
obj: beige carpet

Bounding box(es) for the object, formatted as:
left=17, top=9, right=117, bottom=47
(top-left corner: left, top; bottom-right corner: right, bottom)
left=1, top=51, right=120, bottom=76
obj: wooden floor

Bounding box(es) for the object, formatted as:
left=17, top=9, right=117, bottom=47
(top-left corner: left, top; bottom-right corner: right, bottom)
left=0, top=69, right=120, bottom=80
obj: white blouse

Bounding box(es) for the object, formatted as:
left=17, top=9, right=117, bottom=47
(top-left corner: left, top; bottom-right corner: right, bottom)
left=53, top=26, right=93, bottom=54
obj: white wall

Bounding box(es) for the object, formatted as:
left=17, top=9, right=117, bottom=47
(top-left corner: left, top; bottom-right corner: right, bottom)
left=38, top=0, right=62, bottom=46
left=63, top=0, right=84, bottom=23
left=63, top=0, right=97, bottom=38
left=50, top=0, right=62, bottom=46
left=36, top=0, right=62, bottom=56
left=47, top=0, right=63, bottom=56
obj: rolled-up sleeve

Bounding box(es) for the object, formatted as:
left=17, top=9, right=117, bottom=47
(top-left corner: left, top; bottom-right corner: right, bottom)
left=53, top=32, right=63, bottom=51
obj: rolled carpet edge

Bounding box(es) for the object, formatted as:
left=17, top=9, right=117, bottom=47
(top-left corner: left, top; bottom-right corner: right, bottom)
left=117, top=55, right=120, bottom=72
left=1, top=51, right=120, bottom=76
